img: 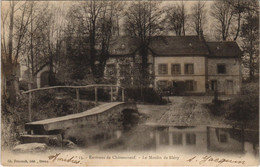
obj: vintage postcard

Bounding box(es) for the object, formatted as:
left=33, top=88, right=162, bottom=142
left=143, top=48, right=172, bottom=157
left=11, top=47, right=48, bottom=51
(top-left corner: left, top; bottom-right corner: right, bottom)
left=1, top=0, right=259, bottom=166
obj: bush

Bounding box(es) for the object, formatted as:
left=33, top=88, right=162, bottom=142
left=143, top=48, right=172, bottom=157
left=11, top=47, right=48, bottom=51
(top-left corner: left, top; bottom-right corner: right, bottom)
left=125, top=88, right=167, bottom=105
left=241, top=82, right=259, bottom=95
left=226, top=94, right=259, bottom=121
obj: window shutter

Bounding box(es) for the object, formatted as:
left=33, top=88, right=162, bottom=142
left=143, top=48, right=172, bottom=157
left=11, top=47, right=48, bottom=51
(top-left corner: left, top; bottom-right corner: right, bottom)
left=158, top=65, right=162, bottom=74
left=167, top=80, right=170, bottom=87
left=193, top=81, right=197, bottom=91
left=184, top=81, right=188, bottom=91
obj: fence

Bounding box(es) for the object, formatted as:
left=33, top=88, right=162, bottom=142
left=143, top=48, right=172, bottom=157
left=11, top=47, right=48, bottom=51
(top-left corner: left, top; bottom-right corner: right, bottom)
left=22, top=84, right=125, bottom=122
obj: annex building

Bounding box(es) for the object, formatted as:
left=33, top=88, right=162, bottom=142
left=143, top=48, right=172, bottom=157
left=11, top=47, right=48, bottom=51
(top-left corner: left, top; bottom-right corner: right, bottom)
left=105, top=36, right=242, bottom=95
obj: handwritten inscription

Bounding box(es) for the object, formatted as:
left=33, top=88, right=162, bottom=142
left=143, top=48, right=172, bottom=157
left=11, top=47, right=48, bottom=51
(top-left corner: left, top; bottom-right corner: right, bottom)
left=6, top=153, right=248, bottom=166
left=187, top=155, right=245, bottom=165
left=48, top=153, right=81, bottom=164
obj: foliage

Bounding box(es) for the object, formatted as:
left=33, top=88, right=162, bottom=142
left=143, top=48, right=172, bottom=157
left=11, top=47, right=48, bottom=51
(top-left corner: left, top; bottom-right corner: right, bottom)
left=124, top=1, right=162, bottom=86
left=225, top=94, right=259, bottom=121
left=208, top=82, right=259, bottom=130
left=65, top=1, right=123, bottom=81
left=19, top=80, right=29, bottom=91
left=241, top=0, right=259, bottom=80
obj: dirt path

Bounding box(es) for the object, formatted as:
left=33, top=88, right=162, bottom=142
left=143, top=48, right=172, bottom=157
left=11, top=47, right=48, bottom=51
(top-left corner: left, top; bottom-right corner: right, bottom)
left=137, top=96, right=227, bottom=127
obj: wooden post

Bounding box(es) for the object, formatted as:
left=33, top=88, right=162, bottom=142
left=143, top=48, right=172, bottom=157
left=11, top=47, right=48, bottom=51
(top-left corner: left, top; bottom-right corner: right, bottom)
left=28, top=83, right=32, bottom=122
left=76, top=88, right=80, bottom=112
left=122, top=88, right=125, bottom=102
left=110, top=87, right=113, bottom=102
left=95, top=87, right=98, bottom=106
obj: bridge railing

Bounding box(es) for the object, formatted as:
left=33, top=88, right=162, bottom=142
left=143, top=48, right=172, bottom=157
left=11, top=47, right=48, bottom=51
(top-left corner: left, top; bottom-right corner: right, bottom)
left=22, top=84, right=125, bottom=122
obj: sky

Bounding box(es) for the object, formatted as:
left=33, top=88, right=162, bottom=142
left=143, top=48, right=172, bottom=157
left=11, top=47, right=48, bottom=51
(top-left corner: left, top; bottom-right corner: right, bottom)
left=1, top=1, right=225, bottom=41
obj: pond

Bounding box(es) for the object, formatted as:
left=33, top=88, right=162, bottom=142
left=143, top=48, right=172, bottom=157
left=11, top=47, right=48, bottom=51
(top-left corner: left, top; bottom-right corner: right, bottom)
left=77, top=124, right=259, bottom=157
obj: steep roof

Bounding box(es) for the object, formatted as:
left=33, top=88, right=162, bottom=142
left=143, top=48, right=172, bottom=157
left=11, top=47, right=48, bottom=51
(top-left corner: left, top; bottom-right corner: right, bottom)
left=207, top=41, right=242, bottom=58
left=149, top=36, right=209, bottom=56
left=108, top=36, right=242, bottom=58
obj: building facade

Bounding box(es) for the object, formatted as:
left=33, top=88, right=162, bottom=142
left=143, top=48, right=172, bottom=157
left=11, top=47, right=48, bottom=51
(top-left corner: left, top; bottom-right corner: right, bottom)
left=105, top=36, right=242, bottom=95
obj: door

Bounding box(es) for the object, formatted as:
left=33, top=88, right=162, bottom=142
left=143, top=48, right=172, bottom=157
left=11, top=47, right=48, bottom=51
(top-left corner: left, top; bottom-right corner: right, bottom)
left=172, top=81, right=185, bottom=95
left=211, top=80, right=217, bottom=91
left=40, top=71, right=49, bottom=87
left=226, top=80, right=233, bottom=95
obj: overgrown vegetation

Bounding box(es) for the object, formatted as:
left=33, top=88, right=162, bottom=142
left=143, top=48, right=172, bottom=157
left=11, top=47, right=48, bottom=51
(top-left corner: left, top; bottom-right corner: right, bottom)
left=207, top=82, right=259, bottom=130
left=1, top=89, right=95, bottom=149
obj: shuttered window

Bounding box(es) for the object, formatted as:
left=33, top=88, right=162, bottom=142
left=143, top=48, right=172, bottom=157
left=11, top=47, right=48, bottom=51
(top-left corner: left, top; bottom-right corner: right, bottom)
left=185, top=80, right=197, bottom=91
left=184, top=64, right=194, bottom=74
left=171, top=64, right=181, bottom=75
left=158, top=64, right=168, bottom=74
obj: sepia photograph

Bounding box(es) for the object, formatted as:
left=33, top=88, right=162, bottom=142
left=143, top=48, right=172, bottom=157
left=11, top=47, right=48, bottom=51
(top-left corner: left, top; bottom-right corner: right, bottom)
left=1, top=0, right=259, bottom=166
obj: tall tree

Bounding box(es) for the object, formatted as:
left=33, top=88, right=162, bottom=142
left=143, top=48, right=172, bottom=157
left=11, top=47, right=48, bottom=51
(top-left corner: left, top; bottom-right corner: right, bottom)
left=241, top=0, right=259, bottom=80
left=190, top=1, right=207, bottom=36
left=124, top=0, right=162, bottom=86
left=227, top=0, right=248, bottom=41
left=65, top=1, right=121, bottom=82
left=211, top=0, right=235, bottom=40
left=1, top=1, right=32, bottom=104
left=164, top=2, right=188, bottom=36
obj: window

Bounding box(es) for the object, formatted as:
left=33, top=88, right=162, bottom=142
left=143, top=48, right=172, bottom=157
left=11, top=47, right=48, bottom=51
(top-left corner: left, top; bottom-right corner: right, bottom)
left=219, top=134, right=228, bottom=143
left=184, top=64, right=194, bottom=74
left=157, top=80, right=168, bottom=89
left=158, top=64, right=168, bottom=74
left=217, top=64, right=226, bottom=74
left=172, top=133, right=183, bottom=145
left=106, top=64, right=116, bottom=76
left=186, top=133, right=196, bottom=145
left=211, top=80, right=217, bottom=91
left=159, top=132, right=169, bottom=145
left=171, top=64, right=181, bottom=75
left=120, top=64, right=131, bottom=76
left=185, top=80, right=197, bottom=91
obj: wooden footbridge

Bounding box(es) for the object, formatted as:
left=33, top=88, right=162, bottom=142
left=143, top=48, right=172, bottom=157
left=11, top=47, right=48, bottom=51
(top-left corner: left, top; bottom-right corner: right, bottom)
left=21, top=85, right=138, bottom=145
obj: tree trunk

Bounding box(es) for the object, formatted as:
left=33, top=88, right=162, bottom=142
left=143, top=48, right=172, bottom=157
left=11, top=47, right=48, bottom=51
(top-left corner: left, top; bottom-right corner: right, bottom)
left=234, top=12, right=241, bottom=41
left=4, top=62, right=19, bottom=105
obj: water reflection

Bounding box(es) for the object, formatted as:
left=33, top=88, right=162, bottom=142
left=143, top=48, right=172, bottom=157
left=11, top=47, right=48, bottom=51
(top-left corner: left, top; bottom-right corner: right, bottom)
left=153, top=125, right=258, bottom=156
